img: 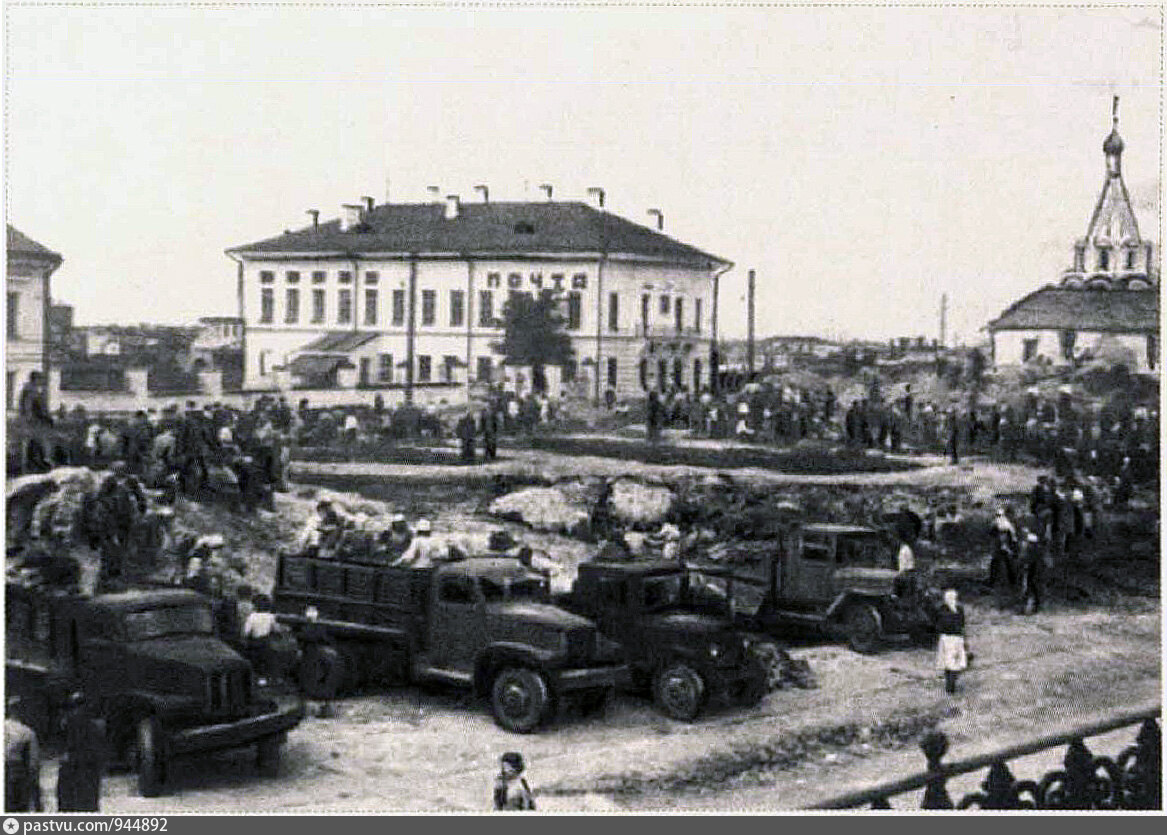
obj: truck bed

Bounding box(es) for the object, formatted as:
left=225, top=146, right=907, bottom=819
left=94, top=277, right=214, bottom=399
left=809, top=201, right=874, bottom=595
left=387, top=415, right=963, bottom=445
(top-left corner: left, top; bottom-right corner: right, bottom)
left=273, top=553, right=434, bottom=634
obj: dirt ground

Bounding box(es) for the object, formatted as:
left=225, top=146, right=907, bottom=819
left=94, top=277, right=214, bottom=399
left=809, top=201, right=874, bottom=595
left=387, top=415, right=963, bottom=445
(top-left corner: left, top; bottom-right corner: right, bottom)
left=32, top=450, right=1160, bottom=813
left=63, top=598, right=1159, bottom=813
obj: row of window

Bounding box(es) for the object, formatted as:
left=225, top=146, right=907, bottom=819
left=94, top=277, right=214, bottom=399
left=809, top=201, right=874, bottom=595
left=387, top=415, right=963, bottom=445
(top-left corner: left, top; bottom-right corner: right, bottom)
left=259, top=286, right=579, bottom=328
left=639, top=357, right=704, bottom=391
left=258, top=286, right=701, bottom=333
left=1074, top=246, right=1143, bottom=272
left=260, top=270, right=372, bottom=285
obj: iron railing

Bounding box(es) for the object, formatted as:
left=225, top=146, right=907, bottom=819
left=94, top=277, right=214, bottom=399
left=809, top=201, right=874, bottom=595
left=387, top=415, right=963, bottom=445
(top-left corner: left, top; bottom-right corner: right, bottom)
left=811, top=705, right=1160, bottom=810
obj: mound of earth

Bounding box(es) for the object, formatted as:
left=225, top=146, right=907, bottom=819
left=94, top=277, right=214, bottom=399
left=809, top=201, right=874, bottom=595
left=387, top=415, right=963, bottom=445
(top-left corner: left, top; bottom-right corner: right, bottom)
left=487, top=486, right=591, bottom=534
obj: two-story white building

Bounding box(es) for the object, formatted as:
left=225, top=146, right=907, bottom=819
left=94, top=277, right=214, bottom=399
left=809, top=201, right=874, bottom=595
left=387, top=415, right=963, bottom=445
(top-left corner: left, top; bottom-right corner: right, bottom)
left=6, top=225, right=62, bottom=411
left=227, top=194, right=732, bottom=401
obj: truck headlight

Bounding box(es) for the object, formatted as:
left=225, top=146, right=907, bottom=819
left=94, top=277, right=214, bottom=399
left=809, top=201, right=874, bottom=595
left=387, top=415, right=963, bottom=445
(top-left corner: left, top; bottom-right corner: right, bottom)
left=709, top=643, right=723, bottom=659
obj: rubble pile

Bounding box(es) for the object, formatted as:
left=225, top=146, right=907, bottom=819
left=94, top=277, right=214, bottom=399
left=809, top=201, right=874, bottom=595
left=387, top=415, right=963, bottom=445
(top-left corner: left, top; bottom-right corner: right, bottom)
left=608, top=478, right=675, bottom=527
left=488, top=486, right=591, bottom=534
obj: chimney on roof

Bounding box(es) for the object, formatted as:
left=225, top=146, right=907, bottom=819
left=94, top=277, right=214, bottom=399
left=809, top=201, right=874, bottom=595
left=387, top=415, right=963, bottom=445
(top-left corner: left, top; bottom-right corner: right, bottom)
left=647, top=209, right=664, bottom=231
left=427, top=186, right=442, bottom=203
left=363, top=196, right=375, bottom=213
left=539, top=184, right=553, bottom=202
left=341, top=204, right=364, bottom=232
left=445, top=195, right=461, bottom=220
left=306, top=209, right=320, bottom=230
left=474, top=184, right=489, bottom=203
left=586, top=187, right=606, bottom=209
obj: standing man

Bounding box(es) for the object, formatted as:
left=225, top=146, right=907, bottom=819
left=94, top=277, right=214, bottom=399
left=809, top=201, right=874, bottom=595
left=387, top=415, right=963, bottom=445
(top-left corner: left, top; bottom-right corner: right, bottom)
left=57, top=692, right=105, bottom=812
left=5, top=696, right=43, bottom=813
left=646, top=390, right=662, bottom=443
left=946, top=408, right=960, bottom=465
left=1017, top=530, right=1044, bottom=615
left=457, top=410, right=477, bottom=465
left=481, top=407, right=498, bottom=462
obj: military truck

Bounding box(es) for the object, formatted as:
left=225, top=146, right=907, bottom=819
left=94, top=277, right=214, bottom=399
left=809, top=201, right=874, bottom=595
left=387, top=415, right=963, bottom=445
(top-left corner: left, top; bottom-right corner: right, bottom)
left=560, top=560, right=780, bottom=722
left=5, top=583, right=305, bottom=797
left=271, top=552, right=626, bottom=733
left=749, top=523, right=939, bottom=653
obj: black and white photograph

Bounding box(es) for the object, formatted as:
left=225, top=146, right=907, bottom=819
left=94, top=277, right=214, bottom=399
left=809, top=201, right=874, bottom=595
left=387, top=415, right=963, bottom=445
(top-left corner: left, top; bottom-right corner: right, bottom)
left=3, top=2, right=1162, bottom=815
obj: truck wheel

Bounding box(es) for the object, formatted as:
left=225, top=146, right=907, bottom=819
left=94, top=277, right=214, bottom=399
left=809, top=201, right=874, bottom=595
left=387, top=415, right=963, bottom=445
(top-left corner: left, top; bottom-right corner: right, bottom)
left=653, top=661, right=706, bottom=721
left=256, top=735, right=282, bottom=777
left=134, top=716, right=167, bottom=797
left=299, top=644, right=346, bottom=700
left=844, top=604, right=882, bottom=655
left=490, top=667, right=551, bottom=733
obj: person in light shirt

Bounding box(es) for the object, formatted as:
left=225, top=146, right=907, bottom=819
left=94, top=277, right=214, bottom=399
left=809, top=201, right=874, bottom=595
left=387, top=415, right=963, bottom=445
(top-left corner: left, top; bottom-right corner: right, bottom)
left=243, top=594, right=281, bottom=683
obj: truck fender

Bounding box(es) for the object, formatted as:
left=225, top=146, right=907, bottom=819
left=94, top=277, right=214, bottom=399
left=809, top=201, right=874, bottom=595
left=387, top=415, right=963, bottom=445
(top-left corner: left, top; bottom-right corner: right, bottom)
left=102, top=693, right=170, bottom=762
left=473, top=644, right=556, bottom=696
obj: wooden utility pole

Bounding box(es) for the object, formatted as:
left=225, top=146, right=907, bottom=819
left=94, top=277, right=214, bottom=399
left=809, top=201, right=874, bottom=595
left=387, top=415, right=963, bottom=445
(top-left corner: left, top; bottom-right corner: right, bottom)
left=939, top=293, right=948, bottom=348
left=747, top=269, right=756, bottom=376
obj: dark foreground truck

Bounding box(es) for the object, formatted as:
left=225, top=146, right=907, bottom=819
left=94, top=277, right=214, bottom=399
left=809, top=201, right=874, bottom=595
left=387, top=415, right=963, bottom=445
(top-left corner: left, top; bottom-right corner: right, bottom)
left=271, top=552, right=626, bottom=733
left=5, top=583, right=305, bottom=797
left=560, top=561, right=783, bottom=722
left=750, top=523, right=940, bottom=653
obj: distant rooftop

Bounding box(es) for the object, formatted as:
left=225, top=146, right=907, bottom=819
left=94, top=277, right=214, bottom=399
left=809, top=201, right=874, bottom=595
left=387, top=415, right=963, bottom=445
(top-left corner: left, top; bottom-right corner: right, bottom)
left=988, top=287, right=1158, bottom=332
left=7, top=224, right=62, bottom=263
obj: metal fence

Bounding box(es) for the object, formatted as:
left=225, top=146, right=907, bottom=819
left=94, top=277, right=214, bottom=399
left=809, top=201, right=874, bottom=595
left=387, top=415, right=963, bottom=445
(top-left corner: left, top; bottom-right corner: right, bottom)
left=811, top=705, right=1160, bottom=810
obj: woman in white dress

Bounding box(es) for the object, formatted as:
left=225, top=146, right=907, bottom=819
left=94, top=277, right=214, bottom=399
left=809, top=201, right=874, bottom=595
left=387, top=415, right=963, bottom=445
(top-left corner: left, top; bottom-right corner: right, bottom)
left=935, top=589, right=968, bottom=694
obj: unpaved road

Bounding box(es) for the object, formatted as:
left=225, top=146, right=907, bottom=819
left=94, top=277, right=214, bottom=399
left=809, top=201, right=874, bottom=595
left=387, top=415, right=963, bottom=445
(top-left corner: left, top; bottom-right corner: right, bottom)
left=47, top=597, right=1157, bottom=813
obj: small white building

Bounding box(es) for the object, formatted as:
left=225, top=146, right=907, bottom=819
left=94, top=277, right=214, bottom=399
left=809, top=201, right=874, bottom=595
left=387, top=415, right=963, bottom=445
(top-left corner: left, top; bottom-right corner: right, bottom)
left=6, top=225, right=62, bottom=411
left=989, top=99, right=1159, bottom=375
left=227, top=193, right=732, bottom=401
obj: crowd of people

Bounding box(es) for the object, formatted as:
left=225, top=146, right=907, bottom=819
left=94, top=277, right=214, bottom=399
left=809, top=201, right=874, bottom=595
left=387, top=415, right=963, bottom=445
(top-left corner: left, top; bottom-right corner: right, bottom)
left=646, top=383, right=838, bottom=443
left=9, top=377, right=291, bottom=511
left=290, top=499, right=558, bottom=579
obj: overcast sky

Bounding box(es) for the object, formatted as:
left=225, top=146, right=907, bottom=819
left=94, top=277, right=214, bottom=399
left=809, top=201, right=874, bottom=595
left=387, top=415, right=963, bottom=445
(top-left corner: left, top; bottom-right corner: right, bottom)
left=4, top=4, right=1161, bottom=344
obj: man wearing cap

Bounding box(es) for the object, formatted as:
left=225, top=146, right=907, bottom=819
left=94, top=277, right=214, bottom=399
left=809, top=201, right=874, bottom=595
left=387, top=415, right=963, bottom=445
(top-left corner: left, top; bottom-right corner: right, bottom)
left=5, top=696, right=43, bottom=812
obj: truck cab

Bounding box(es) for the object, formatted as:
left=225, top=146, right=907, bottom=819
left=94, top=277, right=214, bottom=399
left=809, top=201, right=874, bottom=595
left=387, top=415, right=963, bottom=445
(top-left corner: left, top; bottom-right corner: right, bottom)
left=564, top=561, right=778, bottom=722
left=5, top=582, right=304, bottom=796
left=754, top=523, right=938, bottom=653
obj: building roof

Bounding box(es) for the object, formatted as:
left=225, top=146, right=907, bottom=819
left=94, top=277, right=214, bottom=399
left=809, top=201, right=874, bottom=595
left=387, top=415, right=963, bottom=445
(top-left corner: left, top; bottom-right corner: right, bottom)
left=299, top=331, right=379, bottom=353
left=228, top=201, right=730, bottom=268
left=7, top=225, right=62, bottom=263
left=288, top=354, right=355, bottom=377
left=988, top=288, right=1159, bottom=332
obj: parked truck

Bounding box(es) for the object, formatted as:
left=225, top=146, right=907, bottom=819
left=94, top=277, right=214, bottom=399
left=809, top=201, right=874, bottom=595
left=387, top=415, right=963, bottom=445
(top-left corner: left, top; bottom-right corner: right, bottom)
left=271, top=552, right=626, bottom=733
left=749, top=523, right=940, bottom=653
left=560, top=560, right=782, bottom=721
left=5, top=581, right=305, bottom=797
